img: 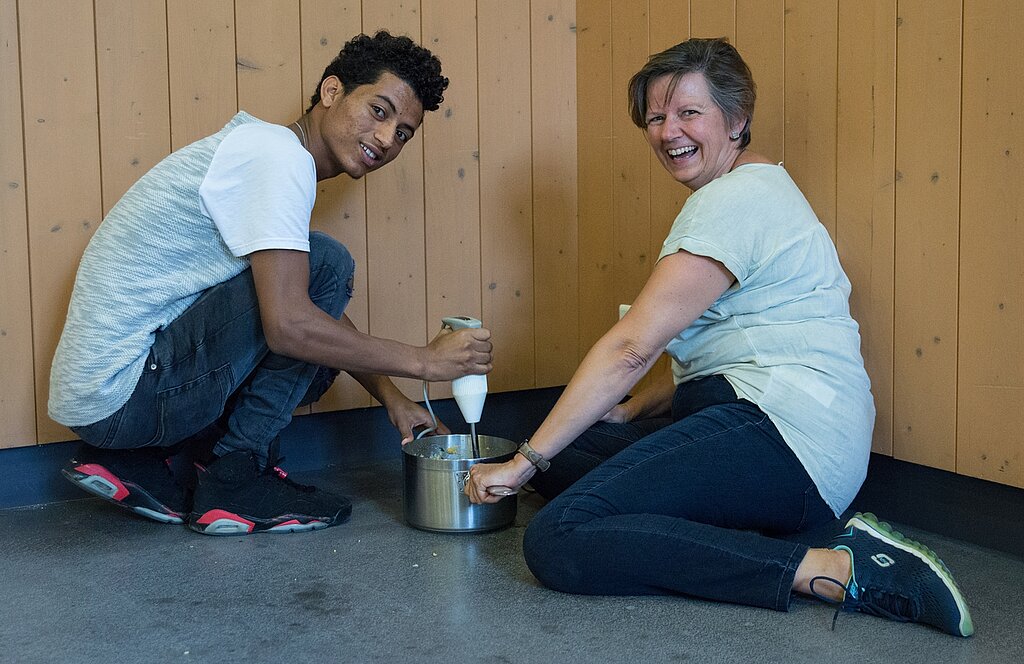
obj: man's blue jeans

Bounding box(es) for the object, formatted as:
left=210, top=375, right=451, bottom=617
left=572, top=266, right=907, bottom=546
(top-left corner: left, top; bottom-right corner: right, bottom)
left=523, top=375, right=836, bottom=611
left=70, top=232, right=354, bottom=468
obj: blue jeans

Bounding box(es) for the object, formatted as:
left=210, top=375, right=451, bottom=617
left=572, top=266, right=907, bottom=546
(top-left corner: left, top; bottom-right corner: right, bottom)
left=70, top=232, right=354, bottom=468
left=523, top=375, right=835, bottom=611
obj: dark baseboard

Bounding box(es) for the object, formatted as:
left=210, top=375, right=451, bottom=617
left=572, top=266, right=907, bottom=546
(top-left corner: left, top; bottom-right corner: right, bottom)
left=849, top=453, right=1024, bottom=559
left=0, top=386, right=566, bottom=513
left=3, top=385, right=1021, bottom=559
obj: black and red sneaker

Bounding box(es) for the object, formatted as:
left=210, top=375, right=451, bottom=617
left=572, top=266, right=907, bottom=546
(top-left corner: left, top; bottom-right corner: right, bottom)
left=188, top=451, right=351, bottom=536
left=61, top=446, right=188, bottom=524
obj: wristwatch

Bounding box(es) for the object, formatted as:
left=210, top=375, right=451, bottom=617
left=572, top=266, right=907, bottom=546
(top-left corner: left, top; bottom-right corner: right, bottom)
left=517, top=440, right=550, bottom=472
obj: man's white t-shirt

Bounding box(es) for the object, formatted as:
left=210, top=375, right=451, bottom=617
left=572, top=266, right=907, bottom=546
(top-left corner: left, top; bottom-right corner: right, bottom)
left=49, top=112, right=316, bottom=427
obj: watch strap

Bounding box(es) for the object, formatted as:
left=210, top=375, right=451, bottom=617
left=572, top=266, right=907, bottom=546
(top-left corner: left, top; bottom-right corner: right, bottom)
left=517, top=440, right=550, bottom=472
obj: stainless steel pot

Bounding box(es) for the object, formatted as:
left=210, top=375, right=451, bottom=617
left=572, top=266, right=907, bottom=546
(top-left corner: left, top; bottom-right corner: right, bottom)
left=402, top=434, right=518, bottom=533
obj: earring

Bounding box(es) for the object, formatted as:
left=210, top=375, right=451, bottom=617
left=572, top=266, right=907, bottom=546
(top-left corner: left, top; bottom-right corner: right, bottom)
left=729, top=131, right=740, bottom=140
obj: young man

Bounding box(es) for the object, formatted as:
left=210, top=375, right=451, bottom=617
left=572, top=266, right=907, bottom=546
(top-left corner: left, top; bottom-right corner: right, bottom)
left=50, top=31, right=491, bottom=536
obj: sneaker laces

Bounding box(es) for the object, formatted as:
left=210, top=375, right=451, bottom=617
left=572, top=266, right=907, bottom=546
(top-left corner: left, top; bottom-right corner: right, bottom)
left=809, top=576, right=919, bottom=630
left=264, top=457, right=315, bottom=493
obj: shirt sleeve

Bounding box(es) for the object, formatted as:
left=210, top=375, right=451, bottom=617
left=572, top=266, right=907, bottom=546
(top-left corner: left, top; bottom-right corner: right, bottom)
left=656, top=173, right=764, bottom=285
left=199, top=122, right=316, bottom=256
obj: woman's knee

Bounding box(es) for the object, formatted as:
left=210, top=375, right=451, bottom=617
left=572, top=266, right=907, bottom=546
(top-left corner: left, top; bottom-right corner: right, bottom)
left=523, top=503, right=586, bottom=594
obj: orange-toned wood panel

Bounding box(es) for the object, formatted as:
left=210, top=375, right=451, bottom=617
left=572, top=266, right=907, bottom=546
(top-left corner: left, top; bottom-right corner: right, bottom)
left=648, top=1, right=691, bottom=260
left=689, top=0, right=734, bottom=40
left=893, top=0, right=961, bottom=471
left=641, top=2, right=692, bottom=392
left=610, top=2, right=651, bottom=321
left=532, top=0, right=580, bottom=387
left=235, top=0, right=303, bottom=124
left=479, top=1, right=536, bottom=393
left=362, top=2, right=426, bottom=401
left=783, top=0, right=838, bottom=237
left=0, top=0, right=36, bottom=448
left=956, top=0, right=1024, bottom=487
left=736, top=0, right=784, bottom=162
left=302, top=1, right=373, bottom=412
left=836, top=0, right=895, bottom=455
left=20, top=0, right=102, bottom=444
left=422, top=0, right=481, bottom=401
left=95, top=0, right=170, bottom=213
left=167, top=0, right=237, bottom=150
left=576, top=0, right=615, bottom=360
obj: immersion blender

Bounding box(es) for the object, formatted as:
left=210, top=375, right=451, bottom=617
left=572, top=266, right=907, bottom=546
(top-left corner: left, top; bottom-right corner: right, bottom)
left=441, top=316, right=487, bottom=458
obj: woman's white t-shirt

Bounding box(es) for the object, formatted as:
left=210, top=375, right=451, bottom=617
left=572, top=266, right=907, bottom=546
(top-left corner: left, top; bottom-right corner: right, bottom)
left=659, top=163, right=875, bottom=516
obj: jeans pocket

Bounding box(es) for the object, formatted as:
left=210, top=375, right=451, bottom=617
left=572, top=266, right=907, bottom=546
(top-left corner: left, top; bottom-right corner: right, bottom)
left=151, top=363, right=234, bottom=447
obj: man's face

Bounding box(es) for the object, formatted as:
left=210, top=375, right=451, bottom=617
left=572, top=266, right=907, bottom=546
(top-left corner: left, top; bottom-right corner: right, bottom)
left=318, top=71, right=424, bottom=179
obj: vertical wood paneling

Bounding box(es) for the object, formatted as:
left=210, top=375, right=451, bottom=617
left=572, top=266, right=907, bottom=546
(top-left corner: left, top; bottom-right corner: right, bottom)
left=837, top=0, right=895, bottom=455
left=302, top=1, right=372, bottom=412
left=736, top=0, right=784, bottom=162
left=957, top=0, right=1024, bottom=487
left=576, top=0, right=615, bottom=360
left=20, top=0, right=102, bottom=443
left=235, top=0, right=302, bottom=124
left=532, top=0, right=579, bottom=387
left=893, top=0, right=961, bottom=471
left=689, top=0, right=735, bottom=40
left=641, top=1, right=692, bottom=393
left=610, top=2, right=650, bottom=324
left=0, top=0, right=36, bottom=448
left=95, top=0, right=170, bottom=213
left=422, top=0, right=480, bottom=401
left=167, top=0, right=237, bottom=149
left=3, top=1, right=1023, bottom=494
left=648, top=0, right=691, bottom=256
left=362, top=1, right=426, bottom=401
left=479, top=1, right=536, bottom=392
left=783, top=0, right=838, bottom=237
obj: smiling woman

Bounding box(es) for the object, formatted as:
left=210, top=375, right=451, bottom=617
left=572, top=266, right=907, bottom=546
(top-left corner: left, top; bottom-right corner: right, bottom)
left=464, top=37, right=974, bottom=639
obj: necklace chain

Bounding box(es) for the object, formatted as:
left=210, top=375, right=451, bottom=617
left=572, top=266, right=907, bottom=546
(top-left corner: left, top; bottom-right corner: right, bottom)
left=293, top=120, right=307, bottom=149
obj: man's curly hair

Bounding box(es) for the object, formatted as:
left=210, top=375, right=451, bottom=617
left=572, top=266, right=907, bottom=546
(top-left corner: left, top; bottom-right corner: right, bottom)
left=308, top=31, right=448, bottom=113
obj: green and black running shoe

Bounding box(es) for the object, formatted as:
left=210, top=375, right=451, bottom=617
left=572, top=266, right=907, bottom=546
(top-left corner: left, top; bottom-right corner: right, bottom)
left=817, top=512, right=974, bottom=637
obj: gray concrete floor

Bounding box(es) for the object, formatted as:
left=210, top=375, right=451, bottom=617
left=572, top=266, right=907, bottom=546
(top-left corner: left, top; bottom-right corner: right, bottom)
left=2, top=459, right=1021, bottom=664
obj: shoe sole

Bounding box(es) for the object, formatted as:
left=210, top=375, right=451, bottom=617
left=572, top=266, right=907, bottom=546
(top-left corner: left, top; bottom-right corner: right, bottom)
left=61, top=463, right=185, bottom=525
left=188, top=508, right=351, bottom=536
left=848, top=512, right=974, bottom=637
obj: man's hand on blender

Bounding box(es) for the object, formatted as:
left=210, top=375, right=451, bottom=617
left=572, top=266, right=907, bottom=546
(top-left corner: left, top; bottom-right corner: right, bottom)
left=423, top=326, right=492, bottom=381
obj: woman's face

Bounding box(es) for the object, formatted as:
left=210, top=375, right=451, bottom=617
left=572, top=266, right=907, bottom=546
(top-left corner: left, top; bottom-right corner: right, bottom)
left=643, top=72, right=744, bottom=191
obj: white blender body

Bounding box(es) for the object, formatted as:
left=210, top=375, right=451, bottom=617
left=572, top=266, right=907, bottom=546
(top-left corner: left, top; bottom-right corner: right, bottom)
left=441, top=316, right=487, bottom=425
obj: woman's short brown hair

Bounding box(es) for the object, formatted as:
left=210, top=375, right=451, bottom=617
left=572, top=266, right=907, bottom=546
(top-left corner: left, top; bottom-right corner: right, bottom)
left=628, top=37, right=756, bottom=148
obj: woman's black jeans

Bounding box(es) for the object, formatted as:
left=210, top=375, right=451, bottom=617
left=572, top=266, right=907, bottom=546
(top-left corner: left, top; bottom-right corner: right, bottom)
left=524, top=375, right=836, bottom=611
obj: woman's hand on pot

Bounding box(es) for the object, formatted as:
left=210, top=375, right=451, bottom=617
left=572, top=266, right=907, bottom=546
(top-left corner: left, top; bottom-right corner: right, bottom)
left=465, top=458, right=535, bottom=504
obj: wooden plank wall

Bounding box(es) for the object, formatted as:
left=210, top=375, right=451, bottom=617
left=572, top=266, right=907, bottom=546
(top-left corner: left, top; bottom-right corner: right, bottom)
left=3, top=1, right=1022, bottom=493
left=577, top=0, right=1023, bottom=489
left=0, top=0, right=577, bottom=447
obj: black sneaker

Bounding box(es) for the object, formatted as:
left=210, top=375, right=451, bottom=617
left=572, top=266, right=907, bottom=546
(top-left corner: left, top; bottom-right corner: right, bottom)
left=189, top=451, right=352, bottom=536
left=814, top=512, right=974, bottom=637
left=61, top=446, right=187, bottom=524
